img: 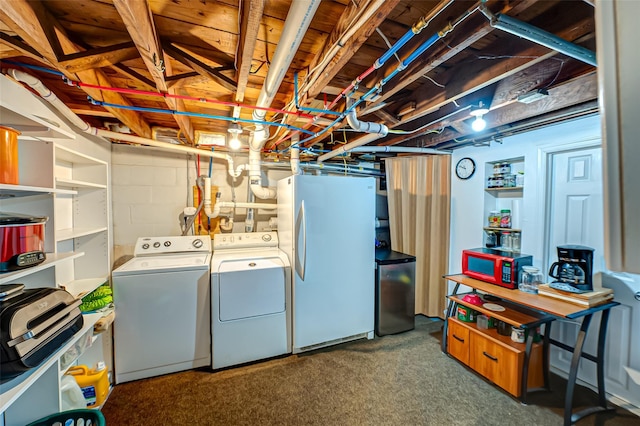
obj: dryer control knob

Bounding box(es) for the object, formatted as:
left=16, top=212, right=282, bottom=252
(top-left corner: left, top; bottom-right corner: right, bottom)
left=262, top=234, right=272, bottom=242
left=142, top=243, right=149, bottom=249
left=192, top=239, right=204, bottom=248
left=153, top=242, right=161, bottom=248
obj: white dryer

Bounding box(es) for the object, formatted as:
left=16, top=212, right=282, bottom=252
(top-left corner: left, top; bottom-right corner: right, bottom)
left=211, top=231, right=291, bottom=369
left=112, top=236, right=211, bottom=383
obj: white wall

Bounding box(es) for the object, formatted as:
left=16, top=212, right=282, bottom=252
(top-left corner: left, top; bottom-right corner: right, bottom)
left=111, top=144, right=290, bottom=260
left=449, top=114, right=640, bottom=410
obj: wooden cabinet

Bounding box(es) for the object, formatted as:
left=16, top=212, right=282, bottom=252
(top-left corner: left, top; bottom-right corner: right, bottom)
left=447, top=317, right=544, bottom=398
left=447, top=318, right=470, bottom=365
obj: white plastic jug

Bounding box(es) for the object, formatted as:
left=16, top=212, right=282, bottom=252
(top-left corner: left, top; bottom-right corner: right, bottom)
left=60, top=374, right=86, bottom=410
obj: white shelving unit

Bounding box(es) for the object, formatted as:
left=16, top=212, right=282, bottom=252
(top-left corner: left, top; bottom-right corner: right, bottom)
left=0, top=78, right=112, bottom=425
left=483, top=157, right=524, bottom=250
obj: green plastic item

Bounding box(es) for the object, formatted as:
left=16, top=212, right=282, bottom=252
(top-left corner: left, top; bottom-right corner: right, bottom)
left=26, top=409, right=105, bottom=426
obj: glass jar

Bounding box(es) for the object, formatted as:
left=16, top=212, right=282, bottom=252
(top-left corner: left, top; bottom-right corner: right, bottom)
left=500, top=209, right=511, bottom=228
left=501, top=231, right=512, bottom=251
left=493, top=174, right=504, bottom=188
left=488, top=211, right=501, bottom=228
left=493, top=163, right=501, bottom=175
left=499, top=162, right=511, bottom=174
left=515, top=172, right=524, bottom=188
left=519, top=266, right=544, bottom=294
left=504, top=174, right=516, bottom=188
left=511, top=231, right=521, bottom=252
left=485, top=231, right=497, bottom=248
left=487, top=176, right=495, bottom=188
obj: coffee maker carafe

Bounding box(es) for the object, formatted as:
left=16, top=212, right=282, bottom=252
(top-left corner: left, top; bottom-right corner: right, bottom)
left=548, top=245, right=594, bottom=292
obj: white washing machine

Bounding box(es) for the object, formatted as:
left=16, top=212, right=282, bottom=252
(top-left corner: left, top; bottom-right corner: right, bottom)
left=211, top=231, right=291, bottom=369
left=112, top=236, right=211, bottom=383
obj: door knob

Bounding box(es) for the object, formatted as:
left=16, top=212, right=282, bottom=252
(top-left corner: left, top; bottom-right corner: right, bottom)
left=635, top=292, right=640, bottom=302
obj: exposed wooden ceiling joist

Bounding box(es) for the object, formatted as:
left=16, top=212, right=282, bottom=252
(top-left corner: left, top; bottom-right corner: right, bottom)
left=165, top=43, right=237, bottom=93
left=58, top=41, right=139, bottom=73
left=0, top=0, right=152, bottom=138
left=113, top=0, right=194, bottom=143
left=236, top=0, right=265, bottom=102
left=0, top=32, right=45, bottom=63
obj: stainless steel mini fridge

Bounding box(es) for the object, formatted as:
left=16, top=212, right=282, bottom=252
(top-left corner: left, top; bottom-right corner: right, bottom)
left=374, top=249, right=416, bottom=336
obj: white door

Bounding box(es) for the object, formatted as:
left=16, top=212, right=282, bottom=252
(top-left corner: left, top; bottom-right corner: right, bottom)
left=546, top=146, right=640, bottom=410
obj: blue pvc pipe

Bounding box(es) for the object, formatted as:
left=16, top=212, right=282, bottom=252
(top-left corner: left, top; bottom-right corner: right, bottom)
left=401, top=32, right=440, bottom=68
left=374, top=30, right=415, bottom=68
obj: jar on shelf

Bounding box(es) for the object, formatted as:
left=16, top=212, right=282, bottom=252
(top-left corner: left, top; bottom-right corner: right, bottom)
left=500, top=209, right=511, bottom=228
left=493, top=163, right=501, bottom=175
left=499, top=162, right=511, bottom=174
left=504, top=174, right=516, bottom=188
left=515, top=171, right=524, bottom=188
left=487, top=176, right=495, bottom=188
left=511, top=231, right=521, bottom=252
left=493, top=174, right=504, bottom=188
left=502, top=231, right=512, bottom=251
left=488, top=211, right=501, bottom=228
left=485, top=230, right=497, bottom=248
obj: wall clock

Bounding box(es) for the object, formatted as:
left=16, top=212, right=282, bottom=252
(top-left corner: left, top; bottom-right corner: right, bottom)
left=455, top=157, right=476, bottom=180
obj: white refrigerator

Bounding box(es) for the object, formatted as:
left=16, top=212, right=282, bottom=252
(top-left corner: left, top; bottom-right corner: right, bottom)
left=277, top=174, right=376, bottom=353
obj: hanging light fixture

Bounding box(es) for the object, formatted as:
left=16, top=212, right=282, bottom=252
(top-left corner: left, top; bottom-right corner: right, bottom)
left=469, top=101, right=490, bottom=132
left=227, top=122, right=242, bottom=150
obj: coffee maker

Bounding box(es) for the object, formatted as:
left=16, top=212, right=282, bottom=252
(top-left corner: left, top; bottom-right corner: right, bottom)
left=548, top=245, right=594, bottom=292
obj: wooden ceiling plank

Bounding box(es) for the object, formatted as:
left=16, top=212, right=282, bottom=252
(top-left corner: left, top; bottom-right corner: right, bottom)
left=110, top=63, right=157, bottom=91
left=394, top=16, right=595, bottom=126
left=0, top=0, right=152, bottom=138
left=369, top=0, right=543, bottom=110
left=0, top=1, right=59, bottom=64
left=418, top=72, right=598, bottom=147
left=236, top=0, right=265, bottom=102
left=59, top=41, right=139, bottom=73
left=163, top=54, right=194, bottom=144
left=113, top=0, right=194, bottom=142
left=305, top=0, right=401, bottom=101
left=0, top=32, right=46, bottom=62
left=165, top=43, right=237, bottom=93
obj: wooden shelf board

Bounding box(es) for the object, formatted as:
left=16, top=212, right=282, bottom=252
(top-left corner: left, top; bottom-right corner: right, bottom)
left=0, top=312, right=102, bottom=413
left=0, top=252, right=84, bottom=285
left=483, top=227, right=522, bottom=233
left=485, top=186, right=524, bottom=192
left=445, top=274, right=597, bottom=318
left=449, top=293, right=550, bottom=327
left=449, top=317, right=541, bottom=353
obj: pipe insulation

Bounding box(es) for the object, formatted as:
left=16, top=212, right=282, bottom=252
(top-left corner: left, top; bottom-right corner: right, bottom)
left=480, top=5, right=597, bottom=66
left=5, top=69, right=246, bottom=178
left=250, top=0, right=321, bottom=199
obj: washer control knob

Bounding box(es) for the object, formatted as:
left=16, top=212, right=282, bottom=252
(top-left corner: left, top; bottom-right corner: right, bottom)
left=164, top=241, right=171, bottom=247
left=262, top=234, right=272, bottom=242
left=153, top=242, right=161, bottom=248
left=192, top=239, right=204, bottom=249
left=142, top=243, right=150, bottom=250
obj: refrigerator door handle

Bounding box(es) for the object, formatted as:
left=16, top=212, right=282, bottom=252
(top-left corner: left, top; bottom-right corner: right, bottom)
left=295, top=200, right=307, bottom=280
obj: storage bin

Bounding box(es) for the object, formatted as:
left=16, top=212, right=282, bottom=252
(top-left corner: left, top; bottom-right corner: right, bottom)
left=26, top=409, right=105, bottom=426
left=0, top=126, right=20, bottom=184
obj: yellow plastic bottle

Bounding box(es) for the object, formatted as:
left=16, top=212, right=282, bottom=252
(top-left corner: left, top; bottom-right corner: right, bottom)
left=67, top=362, right=110, bottom=408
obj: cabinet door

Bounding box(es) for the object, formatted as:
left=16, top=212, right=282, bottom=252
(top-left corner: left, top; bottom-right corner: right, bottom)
left=447, top=319, right=470, bottom=365
left=469, top=332, right=522, bottom=396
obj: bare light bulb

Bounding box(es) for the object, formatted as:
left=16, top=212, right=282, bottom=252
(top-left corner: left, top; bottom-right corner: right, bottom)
left=229, top=135, right=241, bottom=150
left=471, top=115, right=486, bottom=132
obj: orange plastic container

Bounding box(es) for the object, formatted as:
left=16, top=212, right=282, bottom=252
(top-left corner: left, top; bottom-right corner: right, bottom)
left=67, top=363, right=110, bottom=408
left=0, top=126, right=20, bottom=184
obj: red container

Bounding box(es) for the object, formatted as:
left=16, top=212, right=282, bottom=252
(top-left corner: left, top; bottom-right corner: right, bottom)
left=0, top=213, right=47, bottom=272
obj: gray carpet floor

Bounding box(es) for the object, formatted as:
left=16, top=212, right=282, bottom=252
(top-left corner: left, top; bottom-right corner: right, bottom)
left=102, top=317, right=638, bottom=425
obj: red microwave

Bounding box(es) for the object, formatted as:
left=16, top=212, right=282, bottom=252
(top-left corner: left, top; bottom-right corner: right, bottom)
left=462, top=248, right=533, bottom=289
